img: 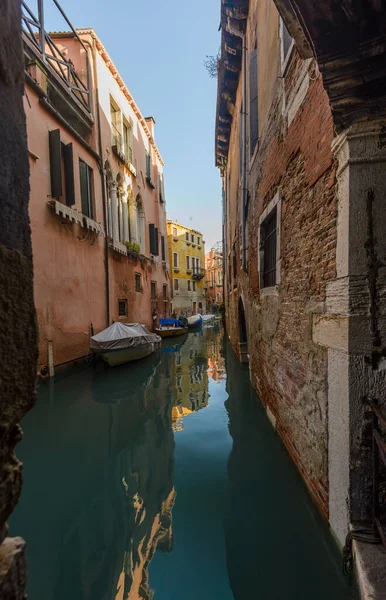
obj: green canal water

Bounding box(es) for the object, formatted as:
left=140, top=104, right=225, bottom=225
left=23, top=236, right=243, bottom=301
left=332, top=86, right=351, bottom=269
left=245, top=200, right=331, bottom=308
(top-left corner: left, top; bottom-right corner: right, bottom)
left=10, top=325, right=357, bottom=599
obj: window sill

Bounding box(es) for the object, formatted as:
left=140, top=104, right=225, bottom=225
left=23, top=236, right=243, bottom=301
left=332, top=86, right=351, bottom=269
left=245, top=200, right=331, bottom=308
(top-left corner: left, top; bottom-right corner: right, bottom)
left=173, top=267, right=180, bottom=273
left=173, top=237, right=178, bottom=242
left=260, top=285, right=279, bottom=297
left=191, top=244, right=196, bottom=248
left=186, top=241, right=191, bottom=246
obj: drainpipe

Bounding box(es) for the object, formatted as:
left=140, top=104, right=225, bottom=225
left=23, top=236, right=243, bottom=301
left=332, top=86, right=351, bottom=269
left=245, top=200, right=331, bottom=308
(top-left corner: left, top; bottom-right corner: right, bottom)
left=227, top=18, right=247, bottom=271
left=85, top=38, right=111, bottom=326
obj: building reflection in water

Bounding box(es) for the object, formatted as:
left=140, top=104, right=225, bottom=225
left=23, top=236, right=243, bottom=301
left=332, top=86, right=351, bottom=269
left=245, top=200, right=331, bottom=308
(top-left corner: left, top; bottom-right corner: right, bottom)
left=206, top=324, right=226, bottom=383
left=10, top=351, right=175, bottom=600
left=168, top=333, right=210, bottom=432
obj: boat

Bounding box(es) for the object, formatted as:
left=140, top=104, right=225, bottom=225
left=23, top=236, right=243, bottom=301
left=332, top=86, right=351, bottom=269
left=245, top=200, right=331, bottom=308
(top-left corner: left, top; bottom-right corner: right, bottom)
left=154, top=318, right=188, bottom=338
left=90, top=323, right=161, bottom=367
left=201, top=314, right=216, bottom=324
left=187, top=314, right=203, bottom=329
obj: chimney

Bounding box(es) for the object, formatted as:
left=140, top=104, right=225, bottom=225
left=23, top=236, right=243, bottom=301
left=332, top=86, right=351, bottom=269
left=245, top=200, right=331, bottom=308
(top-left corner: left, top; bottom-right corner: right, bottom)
left=145, top=116, right=156, bottom=138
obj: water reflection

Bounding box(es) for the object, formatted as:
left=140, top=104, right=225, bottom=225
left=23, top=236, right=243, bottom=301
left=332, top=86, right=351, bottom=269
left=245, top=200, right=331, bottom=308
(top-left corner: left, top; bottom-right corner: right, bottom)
left=11, top=351, right=176, bottom=600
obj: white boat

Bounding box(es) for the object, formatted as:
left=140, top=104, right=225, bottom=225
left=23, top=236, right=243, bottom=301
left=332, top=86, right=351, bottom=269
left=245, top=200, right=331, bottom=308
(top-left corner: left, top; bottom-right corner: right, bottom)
left=187, top=314, right=203, bottom=329
left=201, top=314, right=216, bottom=323
left=90, top=323, right=161, bottom=367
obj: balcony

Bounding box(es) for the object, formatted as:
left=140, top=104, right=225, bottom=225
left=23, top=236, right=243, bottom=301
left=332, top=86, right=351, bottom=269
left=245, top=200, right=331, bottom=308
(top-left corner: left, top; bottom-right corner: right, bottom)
left=22, top=0, right=93, bottom=138
left=192, top=268, right=206, bottom=280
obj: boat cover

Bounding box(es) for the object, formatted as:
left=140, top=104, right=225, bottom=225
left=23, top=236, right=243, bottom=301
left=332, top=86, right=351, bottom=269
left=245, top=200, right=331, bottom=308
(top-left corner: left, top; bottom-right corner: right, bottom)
left=91, top=323, right=161, bottom=351
left=160, top=318, right=183, bottom=327
left=187, top=314, right=203, bottom=326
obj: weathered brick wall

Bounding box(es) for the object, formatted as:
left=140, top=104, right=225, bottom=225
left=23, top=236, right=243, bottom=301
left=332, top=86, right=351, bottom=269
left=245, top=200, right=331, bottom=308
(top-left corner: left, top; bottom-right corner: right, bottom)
left=0, top=1, right=37, bottom=597
left=225, top=47, right=337, bottom=516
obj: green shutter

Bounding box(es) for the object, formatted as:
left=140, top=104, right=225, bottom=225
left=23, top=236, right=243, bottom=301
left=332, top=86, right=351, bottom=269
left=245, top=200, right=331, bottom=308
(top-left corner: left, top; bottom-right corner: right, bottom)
left=49, top=129, right=62, bottom=199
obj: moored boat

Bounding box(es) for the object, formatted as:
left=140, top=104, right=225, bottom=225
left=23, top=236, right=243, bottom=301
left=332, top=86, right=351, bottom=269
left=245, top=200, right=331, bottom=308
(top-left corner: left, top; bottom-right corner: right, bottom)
left=187, top=314, right=203, bottom=329
left=90, top=323, right=161, bottom=367
left=155, top=318, right=188, bottom=338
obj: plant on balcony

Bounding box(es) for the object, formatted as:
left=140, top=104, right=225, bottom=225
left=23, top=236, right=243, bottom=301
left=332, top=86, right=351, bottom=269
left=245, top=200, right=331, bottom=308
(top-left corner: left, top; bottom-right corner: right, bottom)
left=124, top=241, right=141, bottom=254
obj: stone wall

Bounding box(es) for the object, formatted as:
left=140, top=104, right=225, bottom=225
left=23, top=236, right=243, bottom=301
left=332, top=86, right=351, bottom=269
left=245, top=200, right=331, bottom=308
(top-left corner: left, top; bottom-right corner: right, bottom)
left=224, top=22, right=337, bottom=517
left=0, top=1, right=37, bottom=597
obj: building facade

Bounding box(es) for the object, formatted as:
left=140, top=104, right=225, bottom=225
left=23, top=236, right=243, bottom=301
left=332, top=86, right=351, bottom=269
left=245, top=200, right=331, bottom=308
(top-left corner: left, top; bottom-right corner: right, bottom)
left=205, top=244, right=224, bottom=308
left=216, top=0, right=386, bottom=558
left=22, top=1, right=169, bottom=373
left=167, top=220, right=206, bottom=316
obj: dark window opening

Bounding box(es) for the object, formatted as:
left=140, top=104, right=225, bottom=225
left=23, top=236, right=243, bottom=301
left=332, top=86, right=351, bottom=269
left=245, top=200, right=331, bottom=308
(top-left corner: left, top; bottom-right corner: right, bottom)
left=161, top=236, right=166, bottom=261
left=163, top=284, right=167, bottom=301
left=149, top=223, right=159, bottom=255
left=191, top=234, right=195, bottom=243
left=188, top=280, right=191, bottom=291
left=174, top=279, right=179, bottom=291
left=79, top=159, right=93, bottom=218
left=186, top=232, right=189, bottom=241
left=135, top=273, right=142, bottom=292
left=193, top=281, right=196, bottom=292
left=151, top=281, right=156, bottom=300
left=118, top=299, right=128, bottom=317
left=260, top=207, right=277, bottom=288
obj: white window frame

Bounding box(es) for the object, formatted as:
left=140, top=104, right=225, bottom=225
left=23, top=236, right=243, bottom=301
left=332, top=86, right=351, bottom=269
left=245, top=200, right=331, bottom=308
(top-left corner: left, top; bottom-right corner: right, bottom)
left=258, top=190, right=281, bottom=294
left=280, top=17, right=295, bottom=76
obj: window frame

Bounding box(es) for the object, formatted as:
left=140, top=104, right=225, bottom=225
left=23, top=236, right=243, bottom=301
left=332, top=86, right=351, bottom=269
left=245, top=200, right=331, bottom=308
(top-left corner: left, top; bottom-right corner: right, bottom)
left=174, top=278, right=179, bottom=292
left=118, top=299, right=128, bottom=317
left=79, top=158, right=94, bottom=218
left=172, top=226, right=178, bottom=238
left=258, top=190, right=281, bottom=291
left=135, top=272, right=142, bottom=293
left=151, top=281, right=157, bottom=300
left=173, top=252, right=179, bottom=268
left=193, top=281, right=196, bottom=292
left=280, top=17, right=295, bottom=75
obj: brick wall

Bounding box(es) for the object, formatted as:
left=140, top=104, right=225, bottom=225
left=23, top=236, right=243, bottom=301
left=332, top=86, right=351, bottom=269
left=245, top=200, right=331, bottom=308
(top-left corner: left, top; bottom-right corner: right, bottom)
left=225, top=45, right=337, bottom=517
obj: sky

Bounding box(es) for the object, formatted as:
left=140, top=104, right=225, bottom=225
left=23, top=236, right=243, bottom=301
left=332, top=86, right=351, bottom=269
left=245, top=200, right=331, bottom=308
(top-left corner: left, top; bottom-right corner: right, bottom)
left=36, top=0, right=222, bottom=250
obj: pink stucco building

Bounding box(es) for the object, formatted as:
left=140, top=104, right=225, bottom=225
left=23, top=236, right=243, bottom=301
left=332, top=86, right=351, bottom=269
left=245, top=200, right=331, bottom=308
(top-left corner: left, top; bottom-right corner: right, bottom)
left=205, top=245, right=224, bottom=308
left=22, top=5, right=169, bottom=373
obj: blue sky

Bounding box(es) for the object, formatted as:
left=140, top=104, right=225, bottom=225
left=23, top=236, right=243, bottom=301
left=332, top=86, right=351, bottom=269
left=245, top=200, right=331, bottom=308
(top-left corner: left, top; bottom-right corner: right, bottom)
left=39, top=0, right=222, bottom=249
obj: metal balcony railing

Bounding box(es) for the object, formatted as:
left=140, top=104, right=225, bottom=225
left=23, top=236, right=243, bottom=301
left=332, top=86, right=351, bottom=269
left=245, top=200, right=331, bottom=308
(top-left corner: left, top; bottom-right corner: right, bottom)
left=21, top=0, right=91, bottom=112
left=192, top=268, right=206, bottom=280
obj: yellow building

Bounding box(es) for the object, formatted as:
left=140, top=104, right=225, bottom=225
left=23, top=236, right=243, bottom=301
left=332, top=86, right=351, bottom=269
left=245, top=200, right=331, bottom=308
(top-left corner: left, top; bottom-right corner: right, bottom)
left=167, top=220, right=206, bottom=315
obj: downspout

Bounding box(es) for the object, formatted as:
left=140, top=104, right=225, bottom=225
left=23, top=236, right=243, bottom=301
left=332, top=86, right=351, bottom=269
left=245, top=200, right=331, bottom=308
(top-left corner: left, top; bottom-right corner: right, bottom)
left=227, top=18, right=247, bottom=271
left=85, top=38, right=111, bottom=326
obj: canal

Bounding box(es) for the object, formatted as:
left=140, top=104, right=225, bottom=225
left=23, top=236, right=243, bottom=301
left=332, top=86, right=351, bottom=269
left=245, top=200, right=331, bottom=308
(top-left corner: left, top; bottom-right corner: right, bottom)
left=10, top=325, right=356, bottom=599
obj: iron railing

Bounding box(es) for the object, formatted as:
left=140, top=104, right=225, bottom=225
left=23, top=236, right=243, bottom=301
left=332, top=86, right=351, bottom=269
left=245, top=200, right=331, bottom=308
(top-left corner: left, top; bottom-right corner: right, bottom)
left=192, top=268, right=206, bottom=280
left=21, top=0, right=91, bottom=112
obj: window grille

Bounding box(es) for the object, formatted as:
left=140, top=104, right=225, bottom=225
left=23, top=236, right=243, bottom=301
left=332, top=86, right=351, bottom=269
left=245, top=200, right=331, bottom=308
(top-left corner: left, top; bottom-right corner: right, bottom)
left=118, top=299, right=127, bottom=317
left=135, top=273, right=142, bottom=292
left=260, top=207, right=277, bottom=287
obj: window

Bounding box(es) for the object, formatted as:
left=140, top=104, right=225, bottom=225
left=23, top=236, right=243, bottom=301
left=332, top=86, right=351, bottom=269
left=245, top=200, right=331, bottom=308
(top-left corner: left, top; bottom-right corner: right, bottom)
left=280, top=18, right=294, bottom=73
left=172, top=226, right=178, bottom=238
left=151, top=281, right=156, bottom=300
left=173, top=252, right=178, bottom=268
left=149, top=223, right=159, bottom=255
left=110, top=100, right=121, bottom=148
left=158, top=173, right=164, bottom=203
left=146, top=151, right=151, bottom=179
left=118, top=299, right=127, bottom=317
left=122, top=119, right=133, bottom=164
left=48, top=130, right=75, bottom=207
left=79, top=159, right=93, bottom=218
left=197, top=236, right=201, bottom=245
left=249, top=47, right=258, bottom=158
left=193, top=281, right=196, bottom=292
left=260, top=207, right=277, bottom=288
left=161, top=235, right=166, bottom=261
left=135, top=272, right=142, bottom=292
left=191, top=234, right=195, bottom=243
left=187, top=280, right=191, bottom=291
left=185, top=232, right=189, bottom=241
left=163, top=284, right=167, bottom=300
left=174, top=279, right=179, bottom=291
left=186, top=256, right=190, bottom=270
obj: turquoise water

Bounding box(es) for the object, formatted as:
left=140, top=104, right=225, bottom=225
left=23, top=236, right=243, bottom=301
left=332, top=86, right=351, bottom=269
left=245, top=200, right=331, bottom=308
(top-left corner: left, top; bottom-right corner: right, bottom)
left=10, top=325, right=356, bottom=599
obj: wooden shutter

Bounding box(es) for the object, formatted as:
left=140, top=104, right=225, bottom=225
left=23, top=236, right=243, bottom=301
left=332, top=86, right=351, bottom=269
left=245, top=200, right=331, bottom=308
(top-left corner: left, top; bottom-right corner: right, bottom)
left=149, top=223, right=155, bottom=254
left=161, top=235, right=165, bottom=260
left=154, top=227, right=159, bottom=255
left=63, top=143, right=75, bottom=206
left=249, top=48, right=258, bottom=157
left=49, top=129, right=62, bottom=199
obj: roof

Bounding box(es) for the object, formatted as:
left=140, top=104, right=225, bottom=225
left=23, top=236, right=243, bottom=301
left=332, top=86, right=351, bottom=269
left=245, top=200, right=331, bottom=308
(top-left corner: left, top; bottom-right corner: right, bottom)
left=167, top=220, right=204, bottom=237
left=76, top=29, right=165, bottom=166
left=215, top=0, right=249, bottom=169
